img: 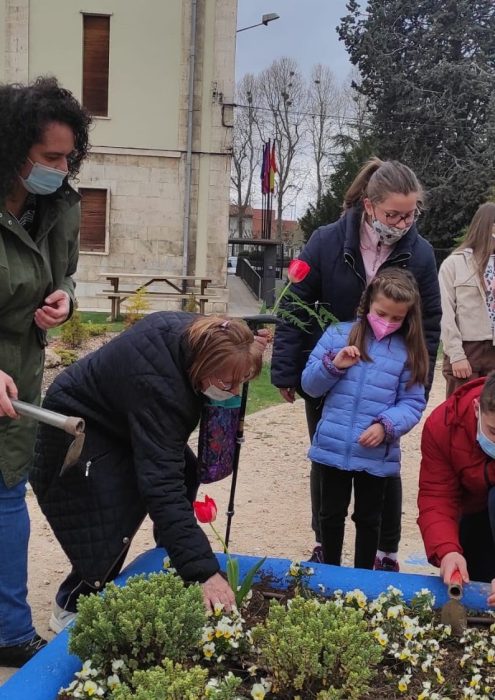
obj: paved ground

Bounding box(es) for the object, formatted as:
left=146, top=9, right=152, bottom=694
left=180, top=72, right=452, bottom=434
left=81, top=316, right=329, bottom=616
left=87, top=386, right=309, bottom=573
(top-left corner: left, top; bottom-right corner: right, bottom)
left=225, top=274, right=261, bottom=317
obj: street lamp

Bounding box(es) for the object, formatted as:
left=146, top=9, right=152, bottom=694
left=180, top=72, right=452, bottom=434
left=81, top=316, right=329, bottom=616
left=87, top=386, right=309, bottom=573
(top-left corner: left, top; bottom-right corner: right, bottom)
left=236, top=13, right=280, bottom=33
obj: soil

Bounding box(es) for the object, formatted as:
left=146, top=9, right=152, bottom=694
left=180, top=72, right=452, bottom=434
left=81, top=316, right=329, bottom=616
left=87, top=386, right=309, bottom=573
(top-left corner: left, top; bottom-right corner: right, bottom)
left=0, top=334, right=446, bottom=687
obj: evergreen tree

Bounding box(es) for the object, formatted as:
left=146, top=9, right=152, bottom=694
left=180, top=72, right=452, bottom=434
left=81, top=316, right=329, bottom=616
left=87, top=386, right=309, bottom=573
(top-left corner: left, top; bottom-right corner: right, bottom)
left=339, top=0, right=495, bottom=246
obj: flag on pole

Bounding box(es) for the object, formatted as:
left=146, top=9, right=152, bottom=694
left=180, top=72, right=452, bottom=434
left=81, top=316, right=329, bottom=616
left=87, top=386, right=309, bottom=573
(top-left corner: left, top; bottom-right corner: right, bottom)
left=269, top=141, right=278, bottom=193
left=261, top=141, right=270, bottom=195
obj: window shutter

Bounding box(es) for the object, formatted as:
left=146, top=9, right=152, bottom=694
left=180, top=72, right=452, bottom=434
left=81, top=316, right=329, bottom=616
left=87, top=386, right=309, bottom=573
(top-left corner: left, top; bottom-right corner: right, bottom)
left=82, top=15, right=110, bottom=117
left=80, top=188, right=107, bottom=252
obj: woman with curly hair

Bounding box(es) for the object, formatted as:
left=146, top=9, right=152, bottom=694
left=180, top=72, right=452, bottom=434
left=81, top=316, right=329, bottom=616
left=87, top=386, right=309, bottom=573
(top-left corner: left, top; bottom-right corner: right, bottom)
left=0, top=76, right=91, bottom=667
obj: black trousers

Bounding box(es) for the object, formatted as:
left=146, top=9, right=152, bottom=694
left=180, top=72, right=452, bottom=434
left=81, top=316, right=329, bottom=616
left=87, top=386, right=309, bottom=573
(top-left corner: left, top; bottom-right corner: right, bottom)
left=459, top=487, right=495, bottom=583
left=305, top=397, right=401, bottom=552
left=57, top=445, right=201, bottom=612
left=316, top=462, right=387, bottom=569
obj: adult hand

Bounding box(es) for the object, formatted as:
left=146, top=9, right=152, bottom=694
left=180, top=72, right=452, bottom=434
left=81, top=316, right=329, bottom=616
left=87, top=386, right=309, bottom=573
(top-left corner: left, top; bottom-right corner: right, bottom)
left=440, top=552, right=469, bottom=585
left=279, top=388, right=296, bottom=403
left=358, top=423, right=385, bottom=448
left=451, top=359, right=472, bottom=380
left=487, top=579, right=495, bottom=607
left=34, top=290, right=70, bottom=330
left=253, top=328, right=272, bottom=354
left=201, top=572, right=235, bottom=613
left=0, top=370, right=18, bottom=418
left=333, top=345, right=361, bottom=370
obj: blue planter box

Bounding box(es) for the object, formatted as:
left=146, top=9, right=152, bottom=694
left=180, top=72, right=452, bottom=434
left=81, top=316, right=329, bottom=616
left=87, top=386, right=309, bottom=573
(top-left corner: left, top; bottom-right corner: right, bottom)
left=1, top=548, right=491, bottom=699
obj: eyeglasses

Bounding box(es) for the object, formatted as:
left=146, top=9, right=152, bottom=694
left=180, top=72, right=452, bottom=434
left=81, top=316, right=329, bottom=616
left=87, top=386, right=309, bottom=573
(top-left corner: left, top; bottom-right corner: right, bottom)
left=216, top=373, right=252, bottom=391
left=377, top=207, right=421, bottom=226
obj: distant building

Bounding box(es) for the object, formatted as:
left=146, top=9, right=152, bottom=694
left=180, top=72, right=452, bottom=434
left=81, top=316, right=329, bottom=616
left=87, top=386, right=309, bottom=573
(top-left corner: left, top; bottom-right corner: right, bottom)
left=1, top=0, right=237, bottom=311
left=229, top=204, right=304, bottom=256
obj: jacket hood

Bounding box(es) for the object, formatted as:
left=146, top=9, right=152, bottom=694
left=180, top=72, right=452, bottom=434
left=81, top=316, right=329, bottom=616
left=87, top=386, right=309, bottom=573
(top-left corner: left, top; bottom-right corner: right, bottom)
left=444, top=377, right=485, bottom=431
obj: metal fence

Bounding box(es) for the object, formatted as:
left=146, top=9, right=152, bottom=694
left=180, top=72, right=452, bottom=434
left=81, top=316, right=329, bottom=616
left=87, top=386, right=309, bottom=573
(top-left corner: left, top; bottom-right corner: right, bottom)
left=237, top=257, right=262, bottom=299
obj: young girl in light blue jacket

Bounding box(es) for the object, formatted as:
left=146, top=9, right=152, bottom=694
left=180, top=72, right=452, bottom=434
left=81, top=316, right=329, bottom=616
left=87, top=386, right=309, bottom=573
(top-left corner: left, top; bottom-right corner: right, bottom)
left=301, top=268, right=428, bottom=570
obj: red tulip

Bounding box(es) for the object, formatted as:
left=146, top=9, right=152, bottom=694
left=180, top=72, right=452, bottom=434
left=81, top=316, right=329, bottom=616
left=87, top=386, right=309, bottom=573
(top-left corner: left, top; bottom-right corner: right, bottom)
left=193, top=495, right=218, bottom=523
left=287, top=259, right=310, bottom=284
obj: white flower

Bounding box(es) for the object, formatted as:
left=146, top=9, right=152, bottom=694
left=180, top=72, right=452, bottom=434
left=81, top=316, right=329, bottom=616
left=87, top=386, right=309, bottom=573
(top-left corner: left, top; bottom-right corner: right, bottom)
left=203, top=642, right=216, bottom=659
left=106, top=674, right=121, bottom=690
left=82, top=680, right=103, bottom=697
left=111, top=659, right=125, bottom=673
left=251, top=682, right=268, bottom=699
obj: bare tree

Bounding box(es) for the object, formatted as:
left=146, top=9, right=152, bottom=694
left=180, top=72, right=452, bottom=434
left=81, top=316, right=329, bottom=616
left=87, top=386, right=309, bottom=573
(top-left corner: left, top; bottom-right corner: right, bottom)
left=307, top=64, right=343, bottom=208
left=230, top=73, right=263, bottom=238
left=258, top=57, right=307, bottom=240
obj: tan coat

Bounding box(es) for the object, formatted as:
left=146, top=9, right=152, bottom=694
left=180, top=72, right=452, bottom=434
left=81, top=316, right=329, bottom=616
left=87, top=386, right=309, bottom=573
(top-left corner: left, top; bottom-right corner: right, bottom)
left=438, top=249, right=493, bottom=363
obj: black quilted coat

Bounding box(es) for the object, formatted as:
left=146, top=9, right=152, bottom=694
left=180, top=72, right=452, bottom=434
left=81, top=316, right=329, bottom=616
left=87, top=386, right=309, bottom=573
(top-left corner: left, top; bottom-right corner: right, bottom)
left=31, top=312, right=219, bottom=591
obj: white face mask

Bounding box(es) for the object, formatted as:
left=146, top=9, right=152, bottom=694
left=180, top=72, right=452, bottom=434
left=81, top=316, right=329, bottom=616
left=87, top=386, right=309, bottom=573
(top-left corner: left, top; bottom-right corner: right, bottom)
left=19, top=158, right=68, bottom=195
left=202, top=384, right=235, bottom=401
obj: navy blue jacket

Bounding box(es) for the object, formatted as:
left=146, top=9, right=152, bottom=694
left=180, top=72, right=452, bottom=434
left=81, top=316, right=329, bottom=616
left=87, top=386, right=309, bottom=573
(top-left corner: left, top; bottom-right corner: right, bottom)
left=31, top=312, right=219, bottom=590
left=271, top=207, right=441, bottom=392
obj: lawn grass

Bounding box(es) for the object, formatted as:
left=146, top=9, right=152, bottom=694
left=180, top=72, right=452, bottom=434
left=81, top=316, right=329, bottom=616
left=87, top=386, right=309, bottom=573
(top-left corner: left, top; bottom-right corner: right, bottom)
left=246, top=362, right=285, bottom=415
left=48, top=311, right=125, bottom=338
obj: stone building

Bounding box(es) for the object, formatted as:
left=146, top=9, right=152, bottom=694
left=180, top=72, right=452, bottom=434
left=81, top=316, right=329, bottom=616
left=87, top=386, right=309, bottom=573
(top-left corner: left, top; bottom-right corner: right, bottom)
left=0, top=0, right=237, bottom=311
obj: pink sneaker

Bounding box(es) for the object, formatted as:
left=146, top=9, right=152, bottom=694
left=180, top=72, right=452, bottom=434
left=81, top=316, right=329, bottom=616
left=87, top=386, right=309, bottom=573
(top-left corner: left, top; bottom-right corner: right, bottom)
left=374, top=556, right=400, bottom=572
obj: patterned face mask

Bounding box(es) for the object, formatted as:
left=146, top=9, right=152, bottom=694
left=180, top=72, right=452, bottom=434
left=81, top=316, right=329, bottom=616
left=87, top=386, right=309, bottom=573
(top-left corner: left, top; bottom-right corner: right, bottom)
left=371, top=218, right=412, bottom=246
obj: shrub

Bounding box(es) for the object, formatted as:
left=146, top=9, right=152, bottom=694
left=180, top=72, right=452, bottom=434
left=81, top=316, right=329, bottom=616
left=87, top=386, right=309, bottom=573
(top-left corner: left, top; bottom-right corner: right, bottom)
left=60, top=309, right=89, bottom=348
left=252, top=595, right=382, bottom=699
left=184, top=292, right=199, bottom=312
left=57, top=349, right=78, bottom=366
left=123, top=288, right=151, bottom=326
left=112, top=660, right=208, bottom=700
left=69, top=573, right=206, bottom=675
left=84, top=322, right=108, bottom=337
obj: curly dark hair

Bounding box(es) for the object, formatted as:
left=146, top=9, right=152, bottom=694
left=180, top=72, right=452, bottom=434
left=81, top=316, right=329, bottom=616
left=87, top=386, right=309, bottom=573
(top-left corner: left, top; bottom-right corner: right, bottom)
left=0, top=75, right=92, bottom=202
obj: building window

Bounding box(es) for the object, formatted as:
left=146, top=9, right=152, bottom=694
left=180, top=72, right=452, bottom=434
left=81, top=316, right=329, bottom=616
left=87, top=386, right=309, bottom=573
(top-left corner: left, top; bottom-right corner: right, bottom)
left=82, top=14, right=110, bottom=116
left=79, top=188, right=109, bottom=253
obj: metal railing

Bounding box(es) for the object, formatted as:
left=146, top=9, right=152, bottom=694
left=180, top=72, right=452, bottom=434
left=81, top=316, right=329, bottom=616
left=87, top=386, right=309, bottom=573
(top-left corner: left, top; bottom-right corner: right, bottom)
left=237, top=257, right=262, bottom=299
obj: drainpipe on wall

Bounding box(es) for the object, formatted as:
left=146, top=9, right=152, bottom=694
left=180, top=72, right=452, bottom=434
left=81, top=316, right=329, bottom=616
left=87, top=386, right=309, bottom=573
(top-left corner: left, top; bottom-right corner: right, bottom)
left=182, top=0, right=198, bottom=279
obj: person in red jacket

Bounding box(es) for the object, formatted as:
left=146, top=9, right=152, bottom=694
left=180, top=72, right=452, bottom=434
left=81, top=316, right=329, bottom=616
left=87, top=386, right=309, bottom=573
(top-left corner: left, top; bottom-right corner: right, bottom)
left=418, top=373, right=495, bottom=605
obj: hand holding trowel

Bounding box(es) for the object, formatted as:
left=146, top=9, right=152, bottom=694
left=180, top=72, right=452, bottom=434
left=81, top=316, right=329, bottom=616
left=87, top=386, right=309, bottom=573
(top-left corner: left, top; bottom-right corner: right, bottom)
left=440, top=569, right=468, bottom=635
left=11, top=399, right=85, bottom=471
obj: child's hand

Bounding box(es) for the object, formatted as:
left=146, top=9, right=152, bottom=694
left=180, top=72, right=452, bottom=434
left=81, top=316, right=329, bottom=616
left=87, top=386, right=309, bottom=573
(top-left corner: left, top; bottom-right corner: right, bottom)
left=333, top=345, right=361, bottom=370
left=358, top=423, right=385, bottom=447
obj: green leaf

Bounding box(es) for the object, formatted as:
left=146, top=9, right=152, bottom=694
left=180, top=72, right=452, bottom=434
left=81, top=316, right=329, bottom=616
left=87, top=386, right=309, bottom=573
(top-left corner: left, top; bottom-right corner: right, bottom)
left=236, top=557, right=266, bottom=607
left=226, top=557, right=239, bottom=595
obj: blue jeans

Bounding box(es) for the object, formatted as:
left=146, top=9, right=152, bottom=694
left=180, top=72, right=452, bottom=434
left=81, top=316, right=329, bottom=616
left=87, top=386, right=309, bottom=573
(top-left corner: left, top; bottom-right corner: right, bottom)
left=0, top=473, right=35, bottom=646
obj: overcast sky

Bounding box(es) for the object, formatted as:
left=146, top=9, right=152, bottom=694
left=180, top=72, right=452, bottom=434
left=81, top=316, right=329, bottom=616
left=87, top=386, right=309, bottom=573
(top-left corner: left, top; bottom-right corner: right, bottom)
left=235, top=0, right=353, bottom=82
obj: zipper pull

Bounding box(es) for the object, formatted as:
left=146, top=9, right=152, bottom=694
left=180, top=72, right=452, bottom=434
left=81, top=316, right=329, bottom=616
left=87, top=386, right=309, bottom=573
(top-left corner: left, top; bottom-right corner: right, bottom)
left=85, top=460, right=91, bottom=477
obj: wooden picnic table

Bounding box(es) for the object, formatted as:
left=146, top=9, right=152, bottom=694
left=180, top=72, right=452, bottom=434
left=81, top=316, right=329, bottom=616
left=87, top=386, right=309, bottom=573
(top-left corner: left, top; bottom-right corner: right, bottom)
left=97, top=272, right=212, bottom=320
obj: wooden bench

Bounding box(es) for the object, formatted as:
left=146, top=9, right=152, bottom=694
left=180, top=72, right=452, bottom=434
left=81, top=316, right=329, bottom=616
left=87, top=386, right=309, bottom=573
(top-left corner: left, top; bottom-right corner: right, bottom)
left=97, top=291, right=210, bottom=319
left=97, top=272, right=212, bottom=320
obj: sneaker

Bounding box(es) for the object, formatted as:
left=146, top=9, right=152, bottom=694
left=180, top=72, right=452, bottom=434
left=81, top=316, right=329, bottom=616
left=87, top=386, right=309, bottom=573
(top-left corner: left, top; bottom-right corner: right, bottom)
left=49, top=602, right=76, bottom=634
left=374, top=556, right=400, bottom=573
left=0, top=634, right=47, bottom=667
left=308, top=545, right=324, bottom=564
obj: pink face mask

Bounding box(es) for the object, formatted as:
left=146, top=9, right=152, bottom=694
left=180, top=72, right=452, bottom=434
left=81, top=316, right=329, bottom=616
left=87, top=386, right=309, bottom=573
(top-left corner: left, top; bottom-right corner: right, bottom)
left=367, top=313, right=402, bottom=341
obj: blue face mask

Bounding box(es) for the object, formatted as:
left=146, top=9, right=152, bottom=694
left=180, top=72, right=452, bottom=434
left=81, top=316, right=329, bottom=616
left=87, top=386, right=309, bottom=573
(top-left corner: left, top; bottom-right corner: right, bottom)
left=477, top=411, right=495, bottom=459
left=20, top=158, right=68, bottom=195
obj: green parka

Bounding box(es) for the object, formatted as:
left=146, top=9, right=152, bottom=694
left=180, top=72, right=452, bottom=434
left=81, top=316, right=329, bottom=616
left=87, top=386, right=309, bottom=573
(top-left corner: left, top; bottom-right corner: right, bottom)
left=0, top=184, right=80, bottom=487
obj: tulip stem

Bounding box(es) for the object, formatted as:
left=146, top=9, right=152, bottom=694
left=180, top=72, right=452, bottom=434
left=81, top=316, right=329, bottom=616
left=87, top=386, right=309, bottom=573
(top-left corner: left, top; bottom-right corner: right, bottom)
left=209, top=522, right=230, bottom=557
left=270, top=281, right=291, bottom=315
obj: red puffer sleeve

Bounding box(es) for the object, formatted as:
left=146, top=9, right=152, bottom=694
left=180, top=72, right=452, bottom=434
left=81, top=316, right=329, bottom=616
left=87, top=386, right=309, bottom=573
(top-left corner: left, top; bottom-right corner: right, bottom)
left=417, top=414, right=463, bottom=567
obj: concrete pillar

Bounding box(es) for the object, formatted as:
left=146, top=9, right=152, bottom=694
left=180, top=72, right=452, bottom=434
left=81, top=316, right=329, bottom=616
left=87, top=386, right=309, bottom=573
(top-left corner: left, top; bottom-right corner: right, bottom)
left=4, top=0, right=29, bottom=83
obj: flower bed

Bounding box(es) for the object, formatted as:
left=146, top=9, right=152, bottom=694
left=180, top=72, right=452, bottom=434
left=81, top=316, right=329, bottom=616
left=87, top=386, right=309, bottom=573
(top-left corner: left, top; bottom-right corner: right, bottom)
left=3, top=549, right=494, bottom=700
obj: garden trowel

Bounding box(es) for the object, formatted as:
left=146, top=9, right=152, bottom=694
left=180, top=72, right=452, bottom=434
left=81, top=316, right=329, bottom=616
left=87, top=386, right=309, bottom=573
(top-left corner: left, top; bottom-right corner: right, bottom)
left=11, top=399, right=86, bottom=471
left=440, top=570, right=467, bottom=636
